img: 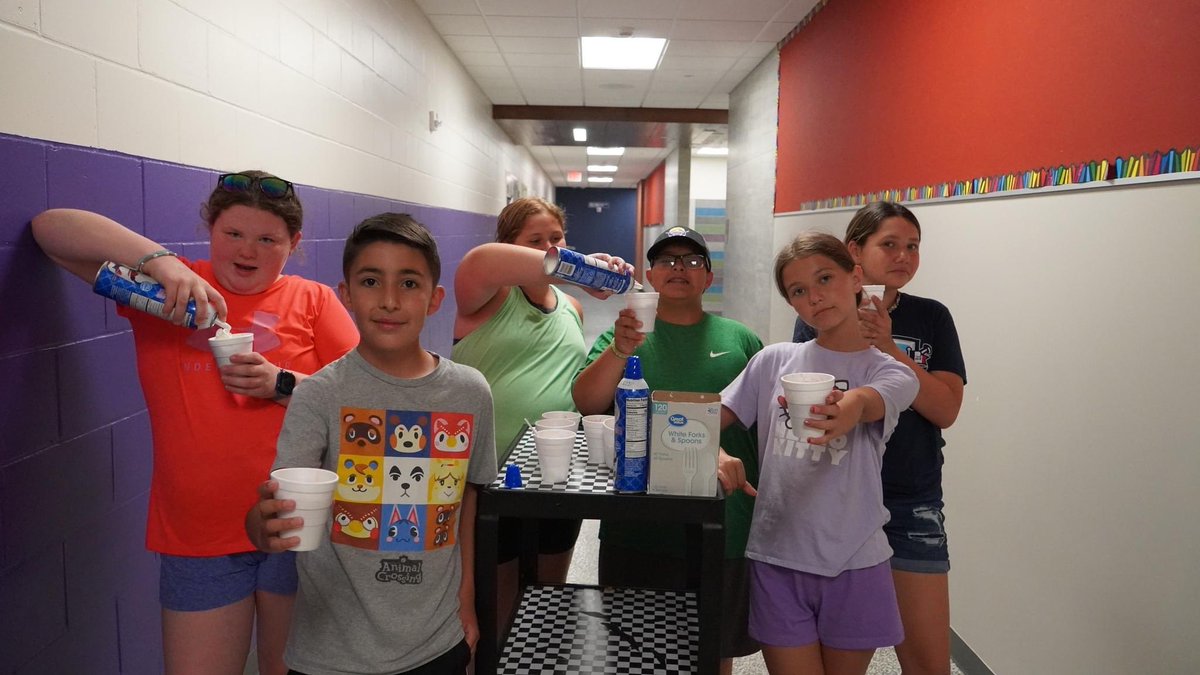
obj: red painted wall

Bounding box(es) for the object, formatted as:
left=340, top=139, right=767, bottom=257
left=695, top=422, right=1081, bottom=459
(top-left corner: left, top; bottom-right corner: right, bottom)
left=641, top=161, right=666, bottom=226
left=775, top=0, right=1200, bottom=212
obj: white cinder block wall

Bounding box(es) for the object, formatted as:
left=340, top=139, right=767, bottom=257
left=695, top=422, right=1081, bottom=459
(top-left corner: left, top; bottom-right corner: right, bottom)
left=0, top=0, right=551, bottom=211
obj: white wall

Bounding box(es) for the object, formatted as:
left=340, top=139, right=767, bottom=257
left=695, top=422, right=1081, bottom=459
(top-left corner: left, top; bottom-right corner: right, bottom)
left=725, top=50, right=780, bottom=338
left=774, top=178, right=1200, bottom=674
left=0, top=0, right=550, bottom=212
left=690, top=156, right=727, bottom=201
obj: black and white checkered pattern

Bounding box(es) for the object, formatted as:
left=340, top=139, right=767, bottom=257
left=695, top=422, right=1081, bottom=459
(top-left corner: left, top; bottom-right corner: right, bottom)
left=491, top=427, right=614, bottom=493
left=499, top=585, right=699, bottom=674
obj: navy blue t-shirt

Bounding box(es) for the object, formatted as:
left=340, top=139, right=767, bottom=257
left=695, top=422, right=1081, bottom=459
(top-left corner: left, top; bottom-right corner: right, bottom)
left=793, top=292, right=966, bottom=503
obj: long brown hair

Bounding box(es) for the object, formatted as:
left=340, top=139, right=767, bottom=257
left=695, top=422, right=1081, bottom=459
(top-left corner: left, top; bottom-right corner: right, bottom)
left=844, top=201, right=920, bottom=248
left=495, top=197, right=565, bottom=243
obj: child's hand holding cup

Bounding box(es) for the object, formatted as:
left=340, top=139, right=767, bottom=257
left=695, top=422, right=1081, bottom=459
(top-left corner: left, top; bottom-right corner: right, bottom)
left=861, top=284, right=885, bottom=311
left=780, top=373, right=836, bottom=444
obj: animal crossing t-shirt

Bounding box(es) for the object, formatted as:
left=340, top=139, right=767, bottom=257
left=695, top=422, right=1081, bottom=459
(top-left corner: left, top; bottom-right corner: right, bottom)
left=120, top=258, right=357, bottom=556
left=273, top=350, right=496, bottom=675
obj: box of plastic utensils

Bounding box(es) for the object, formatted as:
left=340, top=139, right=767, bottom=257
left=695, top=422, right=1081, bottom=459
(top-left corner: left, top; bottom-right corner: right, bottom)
left=648, top=391, right=720, bottom=497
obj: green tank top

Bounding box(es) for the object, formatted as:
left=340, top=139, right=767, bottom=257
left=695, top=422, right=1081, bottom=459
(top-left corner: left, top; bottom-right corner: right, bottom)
left=451, top=285, right=586, bottom=454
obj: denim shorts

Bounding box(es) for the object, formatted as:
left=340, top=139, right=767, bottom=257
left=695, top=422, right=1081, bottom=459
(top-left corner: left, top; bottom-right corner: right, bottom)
left=160, top=551, right=298, bottom=612
left=884, top=499, right=950, bottom=574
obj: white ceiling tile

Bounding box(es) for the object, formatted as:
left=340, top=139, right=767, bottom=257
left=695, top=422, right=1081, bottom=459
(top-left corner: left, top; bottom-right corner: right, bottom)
left=577, top=17, right=675, bottom=39
left=657, top=54, right=738, bottom=72
left=457, top=51, right=508, bottom=67
left=642, top=92, right=704, bottom=108
left=671, top=20, right=764, bottom=41
left=465, top=64, right=517, bottom=83
left=699, top=94, right=730, bottom=109
left=777, top=0, right=822, bottom=22
left=679, top=0, right=791, bottom=22
left=735, top=55, right=770, bottom=71
left=495, top=36, right=579, bottom=54
left=522, top=91, right=585, bottom=105
left=582, top=70, right=654, bottom=87
left=583, top=91, right=646, bottom=107
left=427, top=14, right=491, bottom=36
left=743, top=41, right=777, bottom=58
left=665, top=40, right=751, bottom=58
left=488, top=16, right=579, bottom=37
left=416, top=0, right=481, bottom=16
left=511, top=66, right=582, bottom=86
left=477, top=0, right=578, bottom=18
left=504, top=52, right=580, bottom=68
left=481, top=88, right=527, bottom=105
left=442, top=34, right=499, bottom=52
left=578, top=0, right=682, bottom=19
left=757, top=22, right=798, bottom=42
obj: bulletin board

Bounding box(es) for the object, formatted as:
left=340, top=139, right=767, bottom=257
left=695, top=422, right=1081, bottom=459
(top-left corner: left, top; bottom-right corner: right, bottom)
left=774, top=0, right=1200, bottom=213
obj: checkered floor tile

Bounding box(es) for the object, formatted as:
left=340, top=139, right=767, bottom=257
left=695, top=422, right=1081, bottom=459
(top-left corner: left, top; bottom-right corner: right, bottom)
left=499, top=585, right=699, bottom=674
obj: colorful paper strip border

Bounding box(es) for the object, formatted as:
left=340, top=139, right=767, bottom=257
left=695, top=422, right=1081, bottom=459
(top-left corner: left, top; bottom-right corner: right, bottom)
left=794, top=146, right=1200, bottom=211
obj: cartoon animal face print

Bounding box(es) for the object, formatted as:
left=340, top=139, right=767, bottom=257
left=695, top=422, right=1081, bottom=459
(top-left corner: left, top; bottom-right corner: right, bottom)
left=333, top=502, right=379, bottom=542
left=431, top=504, right=457, bottom=548
left=337, top=456, right=382, bottom=502
left=429, top=460, right=466, bottom=504
left=433, top=416, right=471, bottom=454
left=343, top=412, right=384, bottom=451
left=386, top=505, right=421, bottom=545
left=384, top=459, right=427, bottom=503
left=391, top=423, right=427, bottom=454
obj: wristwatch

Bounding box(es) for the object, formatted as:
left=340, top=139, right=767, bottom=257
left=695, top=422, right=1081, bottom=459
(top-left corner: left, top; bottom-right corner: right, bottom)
left=275, top=370, right=297, bottom=399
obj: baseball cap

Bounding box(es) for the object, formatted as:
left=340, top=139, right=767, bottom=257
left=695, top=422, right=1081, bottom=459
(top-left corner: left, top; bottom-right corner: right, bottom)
left=646, top=225, right=710, bottom=264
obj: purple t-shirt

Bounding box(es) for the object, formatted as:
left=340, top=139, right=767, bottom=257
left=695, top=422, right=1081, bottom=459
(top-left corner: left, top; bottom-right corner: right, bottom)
left=722, top=341, right=918, bottom=576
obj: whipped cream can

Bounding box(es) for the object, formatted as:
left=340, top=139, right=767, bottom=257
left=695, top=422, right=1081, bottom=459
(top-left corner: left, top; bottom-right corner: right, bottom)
left=93, top=261, right=216, bottom=329
left=543, top=247, right=639, bottom=294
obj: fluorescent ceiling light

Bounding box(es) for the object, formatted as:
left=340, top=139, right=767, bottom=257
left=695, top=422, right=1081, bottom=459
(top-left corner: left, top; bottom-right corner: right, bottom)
left=587, top=176, right=614, bottom=183
left=696, top=147, right=729, bottom=156
left=587, top=164, right=618, bottom=172
left=581, top=36, right=667, bottom=70
left=566, top=171, right=583, bottom=182
left=587, top=146, right=625, bottom=156
left=572, top=127, right=587, bottom=142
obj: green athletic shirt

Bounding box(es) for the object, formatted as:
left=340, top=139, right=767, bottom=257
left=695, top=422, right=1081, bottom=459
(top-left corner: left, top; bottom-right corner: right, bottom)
left=452, top=285, right=586, bottom=453
left=580, top=313, right=763, bottom=558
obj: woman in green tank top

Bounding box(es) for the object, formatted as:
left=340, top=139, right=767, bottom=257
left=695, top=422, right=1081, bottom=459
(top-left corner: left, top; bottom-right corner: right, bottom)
left=450, top=197, right=630, bottom=629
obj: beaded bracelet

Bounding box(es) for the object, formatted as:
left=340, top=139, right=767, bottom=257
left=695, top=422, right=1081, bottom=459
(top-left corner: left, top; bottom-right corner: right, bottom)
left=134, top=249, right=178, bottom=274
left=609, top=341, right=631, bottom=360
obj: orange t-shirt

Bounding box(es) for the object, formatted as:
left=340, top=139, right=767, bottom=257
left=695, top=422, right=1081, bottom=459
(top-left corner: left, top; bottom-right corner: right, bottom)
left=120, top=259, right=359, bottom=556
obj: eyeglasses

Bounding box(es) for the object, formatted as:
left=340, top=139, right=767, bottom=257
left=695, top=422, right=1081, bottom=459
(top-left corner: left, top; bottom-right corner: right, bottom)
left=217, top=173, right=294, bottom=198
left=650, top=253, right=707, bottom=270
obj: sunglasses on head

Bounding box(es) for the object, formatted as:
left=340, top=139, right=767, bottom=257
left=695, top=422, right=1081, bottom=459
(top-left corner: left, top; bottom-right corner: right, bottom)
left=217, top=173, right=294, bottom=199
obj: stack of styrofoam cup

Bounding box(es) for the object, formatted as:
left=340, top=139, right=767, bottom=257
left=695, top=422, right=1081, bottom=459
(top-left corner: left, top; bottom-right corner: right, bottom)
left=582, top=414, right=614, bottom=464
left=534, top=428, right=575, bottom=484
left=780, top=373, right=836, bottom=444
left=270, top=467, right=339, bottom=551
left=535, top=417, right=577, bottom=432
left=540, top=410, right=581, bottom=429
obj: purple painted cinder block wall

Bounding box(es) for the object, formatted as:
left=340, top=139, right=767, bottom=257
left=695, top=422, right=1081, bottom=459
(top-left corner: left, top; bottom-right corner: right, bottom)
left=0, top=132, right=494, bottom=673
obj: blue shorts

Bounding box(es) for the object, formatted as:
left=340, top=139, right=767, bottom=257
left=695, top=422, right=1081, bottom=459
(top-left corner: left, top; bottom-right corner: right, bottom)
left=884, top=499, right=950, bottom=574
left=160, top=551, right=298, bottom=612
left=748, top=560, right=903, bottom=650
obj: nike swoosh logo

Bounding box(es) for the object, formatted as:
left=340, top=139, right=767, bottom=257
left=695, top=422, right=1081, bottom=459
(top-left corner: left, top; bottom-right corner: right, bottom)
left=710, top=351, right=730, bottom=358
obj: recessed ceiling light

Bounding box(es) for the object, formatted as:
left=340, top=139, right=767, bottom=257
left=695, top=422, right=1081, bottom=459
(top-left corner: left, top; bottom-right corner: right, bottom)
left=587, top=176, right=614, bottom=183
left=581, top=37, right=667, bottom=70
left=572, top=127, right=587, bottom=142
left=587, top=146, right=625, bottom=156
left=587, top=164, right=618, bottom=172
left=696, top=147, right=729, bottom=156
left=566, top=171, right=583, bottom=182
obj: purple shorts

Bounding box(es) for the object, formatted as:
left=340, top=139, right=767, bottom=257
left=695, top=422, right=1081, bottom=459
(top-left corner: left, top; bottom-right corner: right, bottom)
left=160, top=551, right=298, bottom=612
left=748, top=559, right=903, bottom=650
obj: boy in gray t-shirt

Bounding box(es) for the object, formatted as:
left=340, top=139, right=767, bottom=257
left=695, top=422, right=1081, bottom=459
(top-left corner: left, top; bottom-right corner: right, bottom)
left=247, top=214, right=496, bottom=675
